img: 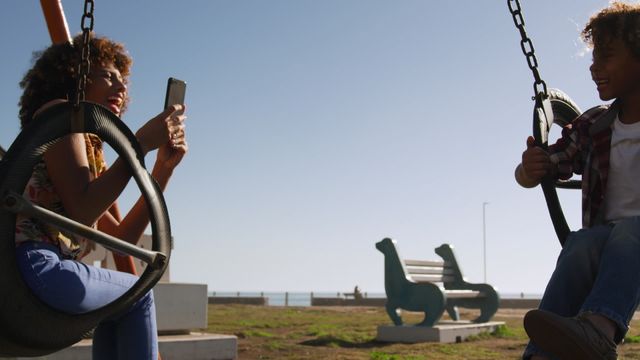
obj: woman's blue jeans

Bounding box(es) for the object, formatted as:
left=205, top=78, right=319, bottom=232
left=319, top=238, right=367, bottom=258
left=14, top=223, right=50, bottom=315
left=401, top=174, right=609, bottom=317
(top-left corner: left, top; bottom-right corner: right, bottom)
left=523, top=216, right=640, bottom=359
left=15, top=241, right=158, bottom=360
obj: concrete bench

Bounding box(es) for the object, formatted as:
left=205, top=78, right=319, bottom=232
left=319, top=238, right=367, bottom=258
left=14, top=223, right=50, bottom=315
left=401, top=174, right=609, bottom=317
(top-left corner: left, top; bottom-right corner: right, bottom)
left=376, top=238, right=499, bottom=326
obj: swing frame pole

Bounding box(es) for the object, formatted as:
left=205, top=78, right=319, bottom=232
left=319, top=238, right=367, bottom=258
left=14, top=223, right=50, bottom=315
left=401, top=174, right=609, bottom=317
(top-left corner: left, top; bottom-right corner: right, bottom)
left=39, top=0, right=71, bottom=44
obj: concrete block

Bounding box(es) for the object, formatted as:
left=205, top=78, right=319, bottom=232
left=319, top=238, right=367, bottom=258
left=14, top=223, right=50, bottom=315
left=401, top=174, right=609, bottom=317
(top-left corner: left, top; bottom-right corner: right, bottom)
left=9, top=333, right=237, bottom=360
left=376, top=321, right=505, bottom=343
left=155, top=282, right=208, bottom=333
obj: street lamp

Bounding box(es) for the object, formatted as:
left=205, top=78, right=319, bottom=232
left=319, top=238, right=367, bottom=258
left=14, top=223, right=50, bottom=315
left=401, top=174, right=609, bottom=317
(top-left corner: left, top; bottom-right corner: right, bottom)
left=483, top=202, right=489, bottom=283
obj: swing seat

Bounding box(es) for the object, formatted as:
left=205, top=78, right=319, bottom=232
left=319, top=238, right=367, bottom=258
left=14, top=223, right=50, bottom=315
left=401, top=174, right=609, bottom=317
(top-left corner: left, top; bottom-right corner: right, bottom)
left=536, top=88, right=582, bottom=245
left=0, top=101, right=172, bottom=357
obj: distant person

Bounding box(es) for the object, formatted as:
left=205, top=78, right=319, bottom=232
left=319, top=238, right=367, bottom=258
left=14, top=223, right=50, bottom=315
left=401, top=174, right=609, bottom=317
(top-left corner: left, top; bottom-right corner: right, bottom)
left=354, top=285, right=363, bottom=300
left=515, top=3, right=640, bottom=359
left=14, top=33, right=187, bottom=359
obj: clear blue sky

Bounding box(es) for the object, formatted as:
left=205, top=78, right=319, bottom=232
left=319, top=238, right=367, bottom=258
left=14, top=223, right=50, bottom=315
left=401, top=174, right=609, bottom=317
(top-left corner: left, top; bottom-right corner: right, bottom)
left=0, top=1, right=615, bottom=295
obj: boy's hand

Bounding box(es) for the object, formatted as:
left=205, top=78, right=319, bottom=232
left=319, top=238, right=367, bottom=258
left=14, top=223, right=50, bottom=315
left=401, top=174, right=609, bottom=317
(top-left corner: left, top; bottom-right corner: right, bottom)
left=521, top=136, right=551, bottom=183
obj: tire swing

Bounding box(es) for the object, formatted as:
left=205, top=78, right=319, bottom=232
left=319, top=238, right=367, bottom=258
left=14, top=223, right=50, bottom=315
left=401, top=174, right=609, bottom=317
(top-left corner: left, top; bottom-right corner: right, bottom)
left=507, top=0, right=583, bottom=247
left=0, top=2, right=172, bottom=357
left=0, top=103, right=172, bottom=357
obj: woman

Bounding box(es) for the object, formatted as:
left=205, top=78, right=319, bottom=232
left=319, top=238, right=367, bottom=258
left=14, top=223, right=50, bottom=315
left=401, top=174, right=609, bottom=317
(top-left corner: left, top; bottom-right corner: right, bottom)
left=14, top=33, right=187, bottom=359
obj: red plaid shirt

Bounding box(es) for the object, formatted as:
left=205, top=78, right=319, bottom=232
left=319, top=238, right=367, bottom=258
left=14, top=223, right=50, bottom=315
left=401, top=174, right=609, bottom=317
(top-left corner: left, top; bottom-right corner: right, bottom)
left=549, top=101, right=619, bottom=228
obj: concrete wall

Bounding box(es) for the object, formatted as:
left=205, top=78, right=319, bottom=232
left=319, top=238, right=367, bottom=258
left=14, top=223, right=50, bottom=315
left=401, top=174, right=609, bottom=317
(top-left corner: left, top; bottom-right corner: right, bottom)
left=311, top=298, right=386, bottom=306
left=310, top=297, right=541, bottom=309
left=208, top=297, right=268, bottom=305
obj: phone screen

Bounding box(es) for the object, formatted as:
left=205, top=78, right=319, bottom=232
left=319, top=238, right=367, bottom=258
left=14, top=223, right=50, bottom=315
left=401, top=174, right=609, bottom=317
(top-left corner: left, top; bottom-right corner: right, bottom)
left=164, top=77, right=187, bottom=110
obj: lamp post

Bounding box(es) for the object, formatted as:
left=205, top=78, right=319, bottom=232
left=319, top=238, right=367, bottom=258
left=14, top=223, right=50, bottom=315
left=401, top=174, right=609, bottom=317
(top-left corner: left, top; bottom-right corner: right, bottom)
left=483, top=202, right=489, bottom=283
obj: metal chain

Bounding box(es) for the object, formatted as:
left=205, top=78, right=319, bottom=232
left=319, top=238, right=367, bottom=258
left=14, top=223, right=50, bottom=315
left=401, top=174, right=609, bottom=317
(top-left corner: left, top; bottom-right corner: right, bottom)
left=75, top=0, right=95, bottom=108
left=507, top=0, right=548, bottom=99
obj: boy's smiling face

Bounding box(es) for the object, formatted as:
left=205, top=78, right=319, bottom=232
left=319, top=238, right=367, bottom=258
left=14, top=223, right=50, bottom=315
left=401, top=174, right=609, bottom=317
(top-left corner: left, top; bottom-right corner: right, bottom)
left=590, top=37, right=640, bottom=102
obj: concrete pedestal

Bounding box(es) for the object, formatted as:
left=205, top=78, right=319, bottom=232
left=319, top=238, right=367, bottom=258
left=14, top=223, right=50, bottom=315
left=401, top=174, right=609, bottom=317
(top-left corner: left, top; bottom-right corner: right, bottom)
left=376, top=321, right=505, bottom=343
left=9, top=333, right=237, bottom=360
left=155, top=282, right=208, bottom=333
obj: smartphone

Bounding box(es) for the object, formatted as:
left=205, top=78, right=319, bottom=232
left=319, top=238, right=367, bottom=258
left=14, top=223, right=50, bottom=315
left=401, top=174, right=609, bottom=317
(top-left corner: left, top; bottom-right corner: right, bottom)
left=164, top=77, right=187, bottom=110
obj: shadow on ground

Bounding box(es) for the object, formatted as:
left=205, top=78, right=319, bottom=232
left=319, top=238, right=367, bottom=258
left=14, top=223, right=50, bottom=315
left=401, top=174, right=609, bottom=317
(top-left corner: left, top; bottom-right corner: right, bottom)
left=299, top=336, right=390, bottom=349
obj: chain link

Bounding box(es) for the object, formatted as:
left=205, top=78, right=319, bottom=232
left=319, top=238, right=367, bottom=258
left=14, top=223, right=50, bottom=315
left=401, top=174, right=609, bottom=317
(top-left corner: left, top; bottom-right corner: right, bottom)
left=508, top=0, right=548, bottom=99
left=75, top=0, right=95, bottom=108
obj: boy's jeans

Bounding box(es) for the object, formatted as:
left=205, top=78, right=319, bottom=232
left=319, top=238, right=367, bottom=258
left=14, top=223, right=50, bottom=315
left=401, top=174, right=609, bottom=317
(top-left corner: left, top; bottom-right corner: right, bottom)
left=15, top=241, right=158, bottom=360
left=523, top=216, right=640, bottom=359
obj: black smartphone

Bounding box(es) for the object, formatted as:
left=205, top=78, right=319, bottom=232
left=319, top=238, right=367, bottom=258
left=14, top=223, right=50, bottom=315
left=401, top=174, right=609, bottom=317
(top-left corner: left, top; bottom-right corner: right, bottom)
left=164, top=77, right=187, bottom=110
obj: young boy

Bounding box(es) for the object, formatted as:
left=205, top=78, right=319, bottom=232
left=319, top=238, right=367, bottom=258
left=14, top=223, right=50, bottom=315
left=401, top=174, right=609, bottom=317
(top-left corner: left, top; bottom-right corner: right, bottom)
left=515, top=2, right=640, bottom=359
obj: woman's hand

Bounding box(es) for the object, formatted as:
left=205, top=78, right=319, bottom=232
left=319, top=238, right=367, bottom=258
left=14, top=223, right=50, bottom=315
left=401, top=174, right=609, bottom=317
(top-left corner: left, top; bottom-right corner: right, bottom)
left=156, top=104, right=188, bottom=171
left=135, top=104, right=186, bottom=155
left=156, top=114, right=188, bottom=171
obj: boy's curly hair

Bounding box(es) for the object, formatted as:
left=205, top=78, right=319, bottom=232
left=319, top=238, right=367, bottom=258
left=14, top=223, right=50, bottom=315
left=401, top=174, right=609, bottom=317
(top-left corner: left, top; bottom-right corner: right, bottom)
left=582, top=1, right=640, bottom=59
left=19, top=33, right=132, bottom=127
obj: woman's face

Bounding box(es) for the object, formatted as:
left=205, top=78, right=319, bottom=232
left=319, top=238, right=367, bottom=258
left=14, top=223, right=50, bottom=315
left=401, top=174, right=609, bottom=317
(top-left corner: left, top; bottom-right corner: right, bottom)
left=85, top=62, right=127, bottom=116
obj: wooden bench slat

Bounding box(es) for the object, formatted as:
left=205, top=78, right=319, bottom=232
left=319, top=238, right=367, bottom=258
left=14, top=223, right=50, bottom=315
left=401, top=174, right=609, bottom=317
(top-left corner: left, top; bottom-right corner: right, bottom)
left=410, top=274, right=456, bottom=283
left=405, top=267, right=456, bottom=275
left=444, top=290, right=485, bottom=298
left=404, top=259, right=444, bottom=267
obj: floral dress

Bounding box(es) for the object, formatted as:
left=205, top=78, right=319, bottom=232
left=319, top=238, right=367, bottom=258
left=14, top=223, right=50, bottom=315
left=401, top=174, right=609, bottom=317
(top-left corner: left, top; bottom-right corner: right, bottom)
left=15, top=134, right=106, bottom=260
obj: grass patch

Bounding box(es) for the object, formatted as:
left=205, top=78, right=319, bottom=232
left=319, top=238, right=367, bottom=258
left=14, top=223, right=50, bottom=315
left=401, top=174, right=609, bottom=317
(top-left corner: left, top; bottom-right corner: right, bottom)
left=370, top=351, right=426, bottom=360
left=625, top=334, right=640, bottom=343
left=207, top=305, right=640, bottom=359
left=464, top=325, right=516, bottom=342
left=238, top=329, right=276, bottom=338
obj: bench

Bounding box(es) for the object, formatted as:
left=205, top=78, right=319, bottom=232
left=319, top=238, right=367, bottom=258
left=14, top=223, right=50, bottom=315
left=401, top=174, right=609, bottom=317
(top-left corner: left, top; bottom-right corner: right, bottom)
left=375, top=238, right=499, bottom=327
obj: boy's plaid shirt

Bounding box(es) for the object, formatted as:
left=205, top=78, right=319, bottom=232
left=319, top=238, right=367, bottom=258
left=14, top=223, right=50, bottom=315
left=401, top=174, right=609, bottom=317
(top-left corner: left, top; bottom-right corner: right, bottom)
left=549, top=101, right=619, bottom=228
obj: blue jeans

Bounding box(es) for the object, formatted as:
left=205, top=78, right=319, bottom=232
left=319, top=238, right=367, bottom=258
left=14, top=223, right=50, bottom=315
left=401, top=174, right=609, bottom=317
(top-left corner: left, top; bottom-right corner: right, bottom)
left=15, top=241, right=158, bottom=360
left=523, top=217, right=640, bottom=359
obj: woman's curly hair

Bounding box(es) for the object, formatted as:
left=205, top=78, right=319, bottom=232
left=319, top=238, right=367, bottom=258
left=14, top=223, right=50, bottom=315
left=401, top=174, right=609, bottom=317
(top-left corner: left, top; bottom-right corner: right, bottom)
left=19, top=33, right=132, bottom=127
left=582, top=1, right=640, bottom=59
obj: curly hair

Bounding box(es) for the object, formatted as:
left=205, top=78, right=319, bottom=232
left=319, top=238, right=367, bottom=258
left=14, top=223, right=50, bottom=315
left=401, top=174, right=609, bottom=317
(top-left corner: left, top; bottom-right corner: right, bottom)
left=19, top=33, right=132, bottom=127
left=582, top=1, right=640, bottom=59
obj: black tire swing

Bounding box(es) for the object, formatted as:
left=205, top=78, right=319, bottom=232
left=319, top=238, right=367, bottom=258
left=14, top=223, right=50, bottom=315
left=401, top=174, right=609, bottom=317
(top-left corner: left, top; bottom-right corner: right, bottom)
left=508, top=0, right=583, bottom=247
left=0, top=102, right=172, bottom=358
left=536, top=89, right=582, bottom=245
left=0, top=2, right=172, bottom=357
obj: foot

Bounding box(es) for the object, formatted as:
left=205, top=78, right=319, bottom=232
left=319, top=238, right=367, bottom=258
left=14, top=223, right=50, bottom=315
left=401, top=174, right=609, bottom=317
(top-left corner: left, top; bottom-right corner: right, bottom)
left=524, top=310, right=617, bottom=360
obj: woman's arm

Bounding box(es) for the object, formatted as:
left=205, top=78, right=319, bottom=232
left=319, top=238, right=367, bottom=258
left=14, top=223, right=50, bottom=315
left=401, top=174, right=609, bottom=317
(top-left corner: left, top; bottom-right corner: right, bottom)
left=98, top=111, right=188, bottom=245
left=44, top=104, right=185, bottom=227
left=44, top=134, right=133, bottom=226
left=97, top=160, right=177, bottom=244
